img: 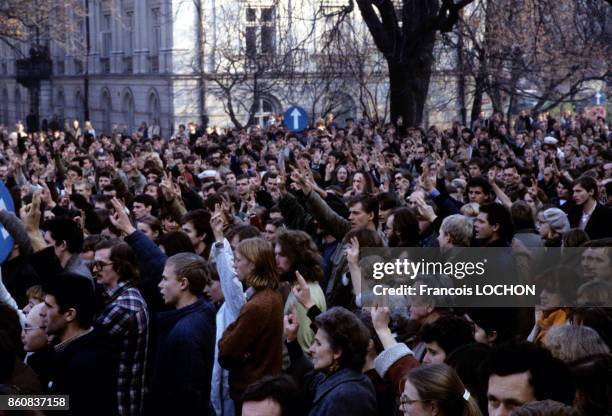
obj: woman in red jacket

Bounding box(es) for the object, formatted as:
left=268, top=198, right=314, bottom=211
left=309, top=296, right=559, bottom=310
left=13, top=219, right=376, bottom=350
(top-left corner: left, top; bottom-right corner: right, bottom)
left=218, top=237, right=284, bottom=408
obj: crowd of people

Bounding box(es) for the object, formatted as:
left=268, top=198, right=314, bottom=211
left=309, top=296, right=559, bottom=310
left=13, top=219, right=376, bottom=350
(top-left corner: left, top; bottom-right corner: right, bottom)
left=0, top=109, right=611, bottom=416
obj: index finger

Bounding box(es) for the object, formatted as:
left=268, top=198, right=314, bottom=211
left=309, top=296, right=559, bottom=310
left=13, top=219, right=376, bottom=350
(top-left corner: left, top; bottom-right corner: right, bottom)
left=31, top=191, right=41, bottom=208
left=295, top=270, right=307, bottom=287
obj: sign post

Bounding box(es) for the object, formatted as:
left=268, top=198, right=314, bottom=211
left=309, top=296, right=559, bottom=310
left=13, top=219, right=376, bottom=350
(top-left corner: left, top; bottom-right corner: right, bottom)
left=283, top=106, right=309, bottom=132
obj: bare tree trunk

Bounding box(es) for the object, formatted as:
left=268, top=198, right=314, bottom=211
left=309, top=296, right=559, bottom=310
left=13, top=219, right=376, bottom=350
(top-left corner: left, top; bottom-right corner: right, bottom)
left=471, top=71, right=486, bottom=125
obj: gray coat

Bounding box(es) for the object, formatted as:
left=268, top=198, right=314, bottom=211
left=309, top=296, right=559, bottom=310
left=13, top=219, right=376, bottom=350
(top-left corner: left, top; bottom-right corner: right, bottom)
left=306, top=368, right=377, bottom=416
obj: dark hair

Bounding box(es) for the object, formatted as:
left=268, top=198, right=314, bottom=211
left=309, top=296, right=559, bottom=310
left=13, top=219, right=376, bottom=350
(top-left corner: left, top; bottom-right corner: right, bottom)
left=465, top=307, right=519, bottom=345
left=479, top=203, right=514, bottom=243
left=133, top=194, right=158, bottom=212
left=573, top=176, right=598, bottom=200
left=347, top=195, right=379, bottom=228
left=67, top=165, right=83, bottom=177
left=94, top=239, right=140, bottom=283
left=42, top=273, right=96, bottom=328
left=241, top=375, right=306, bottom=416
left=570, top=354, right=612, bottom=416
left=536, top=266, right=583, bottom=306
left=226, top=224, right=261, bottom=242
left=181, top=209, right=214, bottom=252
left=166, top=252, right=211, bottom=295
left=343, top=226, right=383, bottom=248
left=511, top=200, right=536, bottom=231
left=274, top=229, right=323, bottom=283
left=467, top=176, right=492, bottom=195
left=419, top=314, right=475, bottom=358
left=562, top=229, right=589, bottom=248
left=389, top=207, right=420, bottom=247
left=83, top=234, right=110, bottom=253
left=484, top=342, right=575, bottom=405
left=42, top=217, right=84, bottom=253
left=446, top=343, right=492, bottom=416
left=378, top=192, right=399, bottom=212
left=354, top=309, right=384, bottom=354
left=137, top=215, right=163, bottom=238
left=0, top=303, right=23, bottom=368
left=510, top=400, right=579, bottom=416
left=468, top=158, right=485, bottom=170
left=315, top=307, right=371, bottom=371
left=158, top=231, right=195, bottom=256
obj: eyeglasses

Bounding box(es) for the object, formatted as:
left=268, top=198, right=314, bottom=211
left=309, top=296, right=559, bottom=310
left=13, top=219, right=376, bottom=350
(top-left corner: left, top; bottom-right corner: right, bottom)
left=398, top=395, right=426, bottom=409
left=91, top=260, right=114, bottom=271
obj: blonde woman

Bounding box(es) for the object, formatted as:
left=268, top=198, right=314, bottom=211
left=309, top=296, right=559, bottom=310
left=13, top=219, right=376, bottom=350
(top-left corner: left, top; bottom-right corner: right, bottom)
left=218, top=237, right=284, bottom=408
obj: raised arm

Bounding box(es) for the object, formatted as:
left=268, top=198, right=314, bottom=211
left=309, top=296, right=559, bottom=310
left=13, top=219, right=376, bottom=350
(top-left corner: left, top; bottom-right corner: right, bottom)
left=210, top=206, right=246, bottom=320
left=0, top=209, right=33, bottom=257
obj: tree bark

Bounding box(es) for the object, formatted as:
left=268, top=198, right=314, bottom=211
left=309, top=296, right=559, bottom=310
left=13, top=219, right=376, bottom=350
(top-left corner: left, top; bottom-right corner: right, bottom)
left=356, top=0, right=473, bottom=129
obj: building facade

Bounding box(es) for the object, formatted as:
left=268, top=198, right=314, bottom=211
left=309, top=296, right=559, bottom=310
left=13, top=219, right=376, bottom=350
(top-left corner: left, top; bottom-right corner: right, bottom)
left=0, top=0, right=467, bottom=135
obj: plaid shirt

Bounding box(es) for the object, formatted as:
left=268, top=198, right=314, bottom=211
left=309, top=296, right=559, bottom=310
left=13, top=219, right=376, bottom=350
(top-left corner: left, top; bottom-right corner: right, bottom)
left=97, top=281, right=149, bottom=416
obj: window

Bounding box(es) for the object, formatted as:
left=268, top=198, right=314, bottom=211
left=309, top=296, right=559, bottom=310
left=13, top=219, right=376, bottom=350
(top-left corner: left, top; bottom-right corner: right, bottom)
left=244, top=6, right=276, bottom=58
left=125, top=11, right=134, bottom=55
left=253, top=97, right=277, bottom=126
left=101, top=14, right=112, bottom=73
left=150, top=8, right=161, bottom=55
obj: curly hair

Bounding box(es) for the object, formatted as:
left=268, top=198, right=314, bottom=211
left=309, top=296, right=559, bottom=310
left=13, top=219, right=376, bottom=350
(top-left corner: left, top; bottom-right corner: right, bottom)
left=274, top=229, right=323, bottom=283
left=314, top=307, right=370, bottom=372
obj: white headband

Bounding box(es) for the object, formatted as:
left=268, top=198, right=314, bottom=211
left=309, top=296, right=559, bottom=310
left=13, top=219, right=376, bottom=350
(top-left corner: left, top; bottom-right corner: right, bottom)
left=463, top=389, right=471, bottom=401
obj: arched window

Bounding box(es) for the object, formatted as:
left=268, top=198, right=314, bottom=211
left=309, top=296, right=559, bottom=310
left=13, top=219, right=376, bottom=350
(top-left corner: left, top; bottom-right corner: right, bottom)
left=101, top=89, right=112, bottom=134
left=147, top=90, right=160, bottom=125
left=122, top=90, right=135, bottom=133
left=252, top=95, right=279, bottom=126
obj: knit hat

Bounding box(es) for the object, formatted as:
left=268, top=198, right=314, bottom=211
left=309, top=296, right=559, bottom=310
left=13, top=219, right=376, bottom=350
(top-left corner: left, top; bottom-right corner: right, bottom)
left=542, top=208, right=570, bottom=234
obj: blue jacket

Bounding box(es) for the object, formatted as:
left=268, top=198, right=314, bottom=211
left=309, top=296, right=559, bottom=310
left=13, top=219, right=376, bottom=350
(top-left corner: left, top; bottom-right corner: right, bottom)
left=149, top=298, right=216, bottom=416
left=305, top=368, right=377, bottom=416
left=125, top=230, right=167, bottom=312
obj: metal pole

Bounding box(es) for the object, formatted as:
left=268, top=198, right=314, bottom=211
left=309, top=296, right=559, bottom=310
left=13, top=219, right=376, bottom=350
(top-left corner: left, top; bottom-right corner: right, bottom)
left=84, top=0, right=91, bottom=121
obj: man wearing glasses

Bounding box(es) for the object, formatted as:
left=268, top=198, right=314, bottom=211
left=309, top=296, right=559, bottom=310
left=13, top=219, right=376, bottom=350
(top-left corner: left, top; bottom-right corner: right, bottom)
left=93, top=239, right=149, bottom=416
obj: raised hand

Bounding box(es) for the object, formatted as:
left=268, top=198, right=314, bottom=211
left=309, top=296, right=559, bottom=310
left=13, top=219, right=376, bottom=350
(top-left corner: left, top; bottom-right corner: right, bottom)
left=210, top=203, right=225, bottom=242
left=283, top=306, right=299, bottom=342
left=292, top=271, right=314, bottom=309
left=413, top=194, right=436, bottom=222
left=22, top=191, right=42, bottom=231
left=290, top=169, right=313, bottom=196
left=345, top=236, right=360, bottom=265
left=109, top=197, right=136, bottom=236
left=370, top=303, right=391, bottom=332
left=487, top=168, right=497, bottom=184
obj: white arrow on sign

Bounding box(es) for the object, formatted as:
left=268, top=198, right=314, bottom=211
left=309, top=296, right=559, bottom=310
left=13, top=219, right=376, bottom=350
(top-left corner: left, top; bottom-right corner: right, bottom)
left=291, top=108, right=302, bottom=130
left=595, top=92, right=605, bottom=105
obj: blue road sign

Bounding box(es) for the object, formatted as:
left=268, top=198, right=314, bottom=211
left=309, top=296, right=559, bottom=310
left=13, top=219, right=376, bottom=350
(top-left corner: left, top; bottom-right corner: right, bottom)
left=592, top=91, right=606, bottom=106
left=284, top=106, right=309, bottom=132
left=0, top=181, right=15, bottom=264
